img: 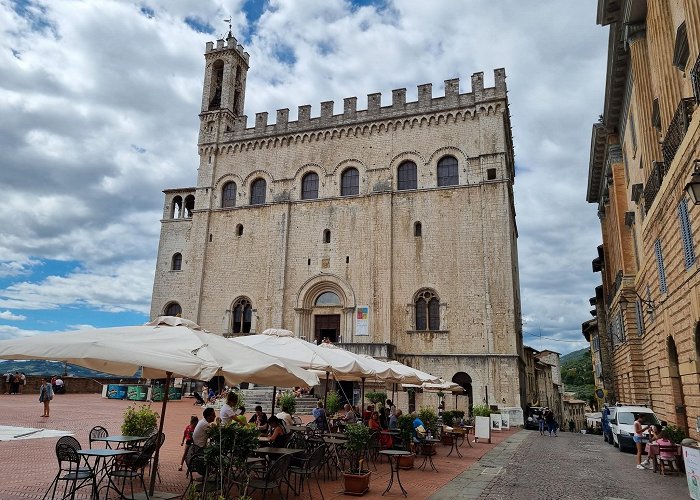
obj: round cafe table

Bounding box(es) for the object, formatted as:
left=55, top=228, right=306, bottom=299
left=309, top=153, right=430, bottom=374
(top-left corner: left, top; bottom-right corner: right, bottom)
left=417, top=438, right=441, bottom=472
left=378, top=450, right=411, bottom=497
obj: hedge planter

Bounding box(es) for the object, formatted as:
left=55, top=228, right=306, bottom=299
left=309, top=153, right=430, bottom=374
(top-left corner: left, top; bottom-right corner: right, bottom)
left=397, top=453, right=415, bottom=470
left=343, top=470, right=371, bottom=496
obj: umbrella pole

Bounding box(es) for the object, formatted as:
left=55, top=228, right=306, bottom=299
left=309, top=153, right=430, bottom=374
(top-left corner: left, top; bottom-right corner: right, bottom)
left=271, top=386, right=277, bottom=415
left=323, top=372, right=329, bottom=409
left=149, top=371, right=171, bottom=496
left=361, top=377, right=365, bottom=417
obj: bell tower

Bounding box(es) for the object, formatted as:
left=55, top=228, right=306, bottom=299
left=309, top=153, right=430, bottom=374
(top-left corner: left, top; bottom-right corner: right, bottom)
left=199, top=32, right=249, bottom=145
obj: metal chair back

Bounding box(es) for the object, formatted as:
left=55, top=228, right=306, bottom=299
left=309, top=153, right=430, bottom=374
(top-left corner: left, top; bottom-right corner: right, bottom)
left=89, top=426, right=109, bottom=448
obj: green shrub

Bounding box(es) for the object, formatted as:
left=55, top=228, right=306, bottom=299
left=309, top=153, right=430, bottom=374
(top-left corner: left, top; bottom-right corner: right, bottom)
left=418, top=406, right=438, bottom=434
left=442, top=410, right=455, bottom=426
left=472, top=404, right=490, bottom=417
left=665, top=424, right=686, bottom=444
left=277, top=392, right=296, bottom=414
left=326, top=390, right=342, bottom=415
left=397, top=414, right=415, bottom=451
left=121, top=404, right=158, bottom=436
left=344, top=423, right=371, bottom=473
left=366, top=391, right=387, bottom=408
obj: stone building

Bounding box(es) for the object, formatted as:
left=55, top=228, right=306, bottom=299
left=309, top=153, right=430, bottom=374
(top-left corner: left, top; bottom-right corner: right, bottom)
left=150, top=32, right=524, bottom=412
left=585, top=0, right=700, bottom=438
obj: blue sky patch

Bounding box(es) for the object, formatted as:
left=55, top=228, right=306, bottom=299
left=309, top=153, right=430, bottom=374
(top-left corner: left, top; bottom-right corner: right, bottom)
left=18, top=307, right=149, bottom=333
left=140, top=5, right=155, bottom=19
left=274, top=44, right=296, bottom=66
left=242, top=0, right=267, bottom=25
left=184, top=16, right=215, bottom=34
left=11, top=0, right=58, bottom=36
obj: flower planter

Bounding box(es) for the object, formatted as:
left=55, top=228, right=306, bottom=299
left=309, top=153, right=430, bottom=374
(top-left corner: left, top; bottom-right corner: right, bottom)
left=343, top=470, right=371, bottom=496
left=397, top=453, right=415, bottom=469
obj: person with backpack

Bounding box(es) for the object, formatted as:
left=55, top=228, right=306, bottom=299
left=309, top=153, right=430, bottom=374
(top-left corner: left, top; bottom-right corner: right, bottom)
left=39, top=378, right=54, bottom=417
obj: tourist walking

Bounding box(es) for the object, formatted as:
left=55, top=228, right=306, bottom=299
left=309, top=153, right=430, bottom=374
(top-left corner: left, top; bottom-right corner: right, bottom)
left=179, top=415, right=198, bottom=471
left=39, top=378, right=54, bottom=417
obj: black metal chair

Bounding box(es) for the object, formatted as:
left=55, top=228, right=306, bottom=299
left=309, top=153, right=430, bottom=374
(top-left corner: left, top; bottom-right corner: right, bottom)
left=181, top=452, right=221, bottom=500
left=88, top=425, right=109, bottom=448
left=106, top=438, right=157, bottom=500
left=247, top=453, right=292, bottom=500
left=288, top=444, right=326, bottom=499
left=43, top=442, right=96, bottom=500
left=292, top=415, right=303, bottom=425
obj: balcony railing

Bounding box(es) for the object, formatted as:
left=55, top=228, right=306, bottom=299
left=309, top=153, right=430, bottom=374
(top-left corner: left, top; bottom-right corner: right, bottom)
left=662, top=97, right=695, bottom=167
left=692, top=52, right=700, bottom=104
left=643, top=161, right=668, bottom=212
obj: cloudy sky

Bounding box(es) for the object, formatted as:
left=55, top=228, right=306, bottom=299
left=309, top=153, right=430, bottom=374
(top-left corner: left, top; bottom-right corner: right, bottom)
left=0, top=0, right=607, bottom=354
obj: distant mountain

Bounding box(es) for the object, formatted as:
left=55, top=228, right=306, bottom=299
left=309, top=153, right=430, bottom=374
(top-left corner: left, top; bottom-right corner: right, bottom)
left=0, top=360, right=127, bottom=378
left=560, top=348, right=589, bottom=365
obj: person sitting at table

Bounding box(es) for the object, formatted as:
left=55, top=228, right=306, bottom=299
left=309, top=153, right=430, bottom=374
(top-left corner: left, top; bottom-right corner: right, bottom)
left=220, top=391, right=241, bottom=426
left=369, top=411, right=393, bottom=449
left=389, top=409, right=401, bottom=430
left=267, top=416, right=287, bottom=447
left=342, top=404, right=357, bottom=424
left=275, top=402, right=293, bottom=432
left=249, top=405, right=269, bottom=432
left=207, top=387, right=216, bottom=403
left=411, top=412, right=426, bottom=441
left=379, top=407, right=390, bottom=429
left=362, top=404, right=374, bottom=424
left=192, top=407, right=217, bottom=449
left=312, top=401, right=328, bottom=431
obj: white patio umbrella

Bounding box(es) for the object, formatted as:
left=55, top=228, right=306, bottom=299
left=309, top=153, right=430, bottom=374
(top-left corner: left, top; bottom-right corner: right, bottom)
left=0, top=316, right=318, bottom=495
left=387, top=360, right=441, bottom=384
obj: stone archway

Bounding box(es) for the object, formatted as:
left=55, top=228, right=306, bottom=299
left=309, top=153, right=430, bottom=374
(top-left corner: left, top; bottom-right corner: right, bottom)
left=667, top=336, right=688, bottom=435
left=295, top=274, right=356, bottom=343
left=452, top=372, right=474, bottom=416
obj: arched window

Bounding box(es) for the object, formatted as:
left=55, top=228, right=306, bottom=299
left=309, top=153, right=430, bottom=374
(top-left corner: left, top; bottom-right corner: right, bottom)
left=323, top=229, right=331, bottom=244
left=250, top=178, right=266, bottom=205
left=315, top=292, right=341, bottom=306
left=232, top=297, right=253, bottom=334
left=184, top=195, right=195, bottom=217
left=415, top=290, right=440, bottom=331
left=222, top=181, right=236, bottom=208
left=171, top=196, right=182, bottom=219
left=171, top=253, right=182, bottom=271
left=340, top=168, right=359, bottom=196
left=302, top=172, right=319, bottom=200
left=437, top=155, right=458, bottom=186
left=164, top=302, right=182, bottom=317
left=397, top=161, right=417, bottom=190
left=414, top=221, right=422, bottom=237
left=209, top=60, right=224, bottom=110
left=236, top=224, right=243, bottom=236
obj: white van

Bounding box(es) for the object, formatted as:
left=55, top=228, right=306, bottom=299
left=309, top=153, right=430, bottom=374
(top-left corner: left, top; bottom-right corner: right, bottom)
left=610, top=405, right=660, bottom=452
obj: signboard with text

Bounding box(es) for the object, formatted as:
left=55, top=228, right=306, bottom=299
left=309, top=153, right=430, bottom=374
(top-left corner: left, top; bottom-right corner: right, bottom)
left=356, top=306, right=369, bottom=336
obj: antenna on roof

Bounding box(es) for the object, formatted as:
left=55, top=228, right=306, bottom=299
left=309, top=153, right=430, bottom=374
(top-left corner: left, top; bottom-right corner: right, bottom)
left=224, top=17, right=232, bottom=38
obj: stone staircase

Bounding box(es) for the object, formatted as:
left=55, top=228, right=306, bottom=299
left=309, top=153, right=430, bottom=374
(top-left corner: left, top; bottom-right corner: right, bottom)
left=240, top=386, right=319, bottom=416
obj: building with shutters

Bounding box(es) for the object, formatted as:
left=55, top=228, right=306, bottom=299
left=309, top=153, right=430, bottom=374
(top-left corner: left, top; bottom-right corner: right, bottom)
left=585, top=0, right=700, bottom=438
left=150, top=31, right=524, bottom=412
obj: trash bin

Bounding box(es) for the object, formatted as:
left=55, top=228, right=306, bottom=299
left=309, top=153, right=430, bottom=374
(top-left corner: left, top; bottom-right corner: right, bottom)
left=127, top=385, right=148, bottom=401
left=106, top=384, right=127, bottom=399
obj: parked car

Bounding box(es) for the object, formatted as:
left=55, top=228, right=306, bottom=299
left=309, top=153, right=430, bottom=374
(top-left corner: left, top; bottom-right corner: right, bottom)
left=525, top=406, right=544, bottom=430
left=610, top=405, right=659, bottom=452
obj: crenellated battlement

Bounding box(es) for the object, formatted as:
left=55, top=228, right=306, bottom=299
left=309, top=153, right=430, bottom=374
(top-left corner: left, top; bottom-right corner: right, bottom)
left=200, top=69, right=506, bottom=143
left=205, top=34, right=250, bottom=63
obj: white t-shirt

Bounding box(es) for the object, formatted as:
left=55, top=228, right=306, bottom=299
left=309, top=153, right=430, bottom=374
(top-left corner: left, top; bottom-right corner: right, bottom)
left=192, top=419, right=211, bottom=448
left=276, top=411, right=293, bottom=431
left=55, top=378, right=64, bottom=387
left=220, top=403, right=235, bottom=425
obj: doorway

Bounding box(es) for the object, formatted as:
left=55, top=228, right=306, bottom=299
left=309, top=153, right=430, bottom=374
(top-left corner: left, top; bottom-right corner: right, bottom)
left=315, top=314, right=340, bottom=343
left=668, top=336, right=688, bottom=434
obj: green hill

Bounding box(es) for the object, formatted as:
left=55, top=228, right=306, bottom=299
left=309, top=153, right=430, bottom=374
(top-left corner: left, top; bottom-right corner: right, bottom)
left=561, top=347, right=595, bottom=406
left=560, top=347, right=589, bottom=365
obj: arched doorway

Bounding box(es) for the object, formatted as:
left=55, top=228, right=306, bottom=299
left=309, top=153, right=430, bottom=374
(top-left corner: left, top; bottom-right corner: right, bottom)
left=452, top=372, right=473, bottom=416
left=296, top=274, right=356, bottom=343
left=667, top=336, right=688, bottom=435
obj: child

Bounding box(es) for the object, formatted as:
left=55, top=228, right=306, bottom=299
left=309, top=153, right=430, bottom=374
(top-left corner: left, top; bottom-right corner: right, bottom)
left=179, top=415, right=198, bottom=471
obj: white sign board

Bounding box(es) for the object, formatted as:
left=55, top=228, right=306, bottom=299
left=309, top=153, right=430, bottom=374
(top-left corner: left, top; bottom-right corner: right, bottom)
left=503, top=407, right=524, bottom=426
left=491, top=413, right=502, bottom=431
left=684, top=445, right=700, bottom=500
left=475, top=416, right=491, bottom=443
left=501, top=412, right=510, bottom=430
left=355, top=306, right=369, bottom=336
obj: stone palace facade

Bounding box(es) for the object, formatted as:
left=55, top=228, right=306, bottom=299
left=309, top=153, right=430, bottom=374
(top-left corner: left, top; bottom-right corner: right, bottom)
left=150, top=32, right=525, bottom=411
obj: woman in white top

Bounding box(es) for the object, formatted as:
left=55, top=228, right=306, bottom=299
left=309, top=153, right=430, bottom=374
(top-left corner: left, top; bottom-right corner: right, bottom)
left=633, top=414, right=651, bottom=469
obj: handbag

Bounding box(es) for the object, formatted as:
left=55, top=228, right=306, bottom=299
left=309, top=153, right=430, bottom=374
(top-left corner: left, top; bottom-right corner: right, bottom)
left=416, top=424, right=426, bottom=438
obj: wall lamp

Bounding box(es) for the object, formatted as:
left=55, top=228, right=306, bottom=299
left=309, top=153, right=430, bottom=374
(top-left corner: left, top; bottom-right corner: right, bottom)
left=619, top=292, right=655, bottom=315
left=686, top=161, right=700, bottom=205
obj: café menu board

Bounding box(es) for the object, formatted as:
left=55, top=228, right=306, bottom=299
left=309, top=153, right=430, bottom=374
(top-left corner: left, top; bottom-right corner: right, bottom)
left=685, top=445, right=700, bottom=500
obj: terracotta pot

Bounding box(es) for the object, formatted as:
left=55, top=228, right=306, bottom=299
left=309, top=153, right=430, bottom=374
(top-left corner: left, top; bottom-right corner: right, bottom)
left=397, top=453, right=415, bottom=469
left=343, top=470, right=371, bottom=496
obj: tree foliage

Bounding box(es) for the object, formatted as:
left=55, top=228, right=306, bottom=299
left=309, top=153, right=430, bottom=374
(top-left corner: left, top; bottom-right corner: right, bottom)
left=561, top=349, right=594, bottom=386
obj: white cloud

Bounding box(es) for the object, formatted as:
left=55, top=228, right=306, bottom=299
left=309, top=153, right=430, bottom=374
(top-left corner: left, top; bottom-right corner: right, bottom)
left=0, top=311, right=26, bottom=321
left=0, top=1, right=608, bottom=352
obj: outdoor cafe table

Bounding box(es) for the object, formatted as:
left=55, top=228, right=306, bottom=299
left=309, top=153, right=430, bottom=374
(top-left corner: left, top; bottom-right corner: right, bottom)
left=646, top=443, right=683, bottom=472
left=254, top=447, right=306, bottom=456
left=90, top=435, right=150, bottom=449
left=77, top=448, right=136, bottom=497
left=417, top=438, right=441, bottom=472
left=378, top=450, right=411, bottom=497
left=445, top=431, right=463, bottom=458
left=322, top=437, right=347, bottom=474
left=325, top=432, right=347, bottom=438
left=288, top=425, right=308, bottom=433
left=458, top=426, right=474, bottom=448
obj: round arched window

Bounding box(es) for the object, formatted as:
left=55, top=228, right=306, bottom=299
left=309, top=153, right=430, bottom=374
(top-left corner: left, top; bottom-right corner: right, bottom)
left=164, top=302, right=182, bottom=317
left=315, top=292, right=341, bottom=306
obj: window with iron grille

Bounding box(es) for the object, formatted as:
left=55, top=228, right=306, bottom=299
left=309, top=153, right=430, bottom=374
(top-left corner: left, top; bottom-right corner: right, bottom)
left=222, top=181, right=236, bottom=208
left=437, top=156, right=458, bottom=186
left=340, top=168, right=359, bottom=196
left=635, top=298, right=645, bottom=336
left=654, top=239, right=668, bottom=294
left=397, top=161, right=417, bottom=190
left=301, top=172, right=319, bottom=200
left=678, top=199, right=696, bottom=269
left=250, top=178, right=266, bottom=205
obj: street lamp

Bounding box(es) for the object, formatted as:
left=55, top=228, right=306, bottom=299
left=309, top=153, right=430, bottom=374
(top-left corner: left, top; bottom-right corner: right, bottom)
left=618, top=292, right=655, bottom=314
left=686, top=161, right=700, bottom=205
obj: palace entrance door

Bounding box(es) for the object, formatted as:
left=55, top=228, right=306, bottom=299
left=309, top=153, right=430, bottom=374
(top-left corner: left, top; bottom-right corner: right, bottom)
left=315, top=314, right=340, bottom=344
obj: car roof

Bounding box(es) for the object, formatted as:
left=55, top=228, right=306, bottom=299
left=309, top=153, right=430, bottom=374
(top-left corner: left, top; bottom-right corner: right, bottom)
left=615, top=406, right=654, bottom=412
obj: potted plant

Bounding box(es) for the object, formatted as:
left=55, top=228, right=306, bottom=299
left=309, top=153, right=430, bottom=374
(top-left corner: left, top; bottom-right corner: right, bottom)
left=365, top=391, right=387, bottom=409
left=343, top=423, right=371, bottom=495
left=203, top=421, right=260, bottom=498
left=326, top=390, right=342, bottom=415
left=121, top=403, right=158, bottom=436
left=277, top=391, right=296, bottom=415
left=396, top=414, right=416, bottom=469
